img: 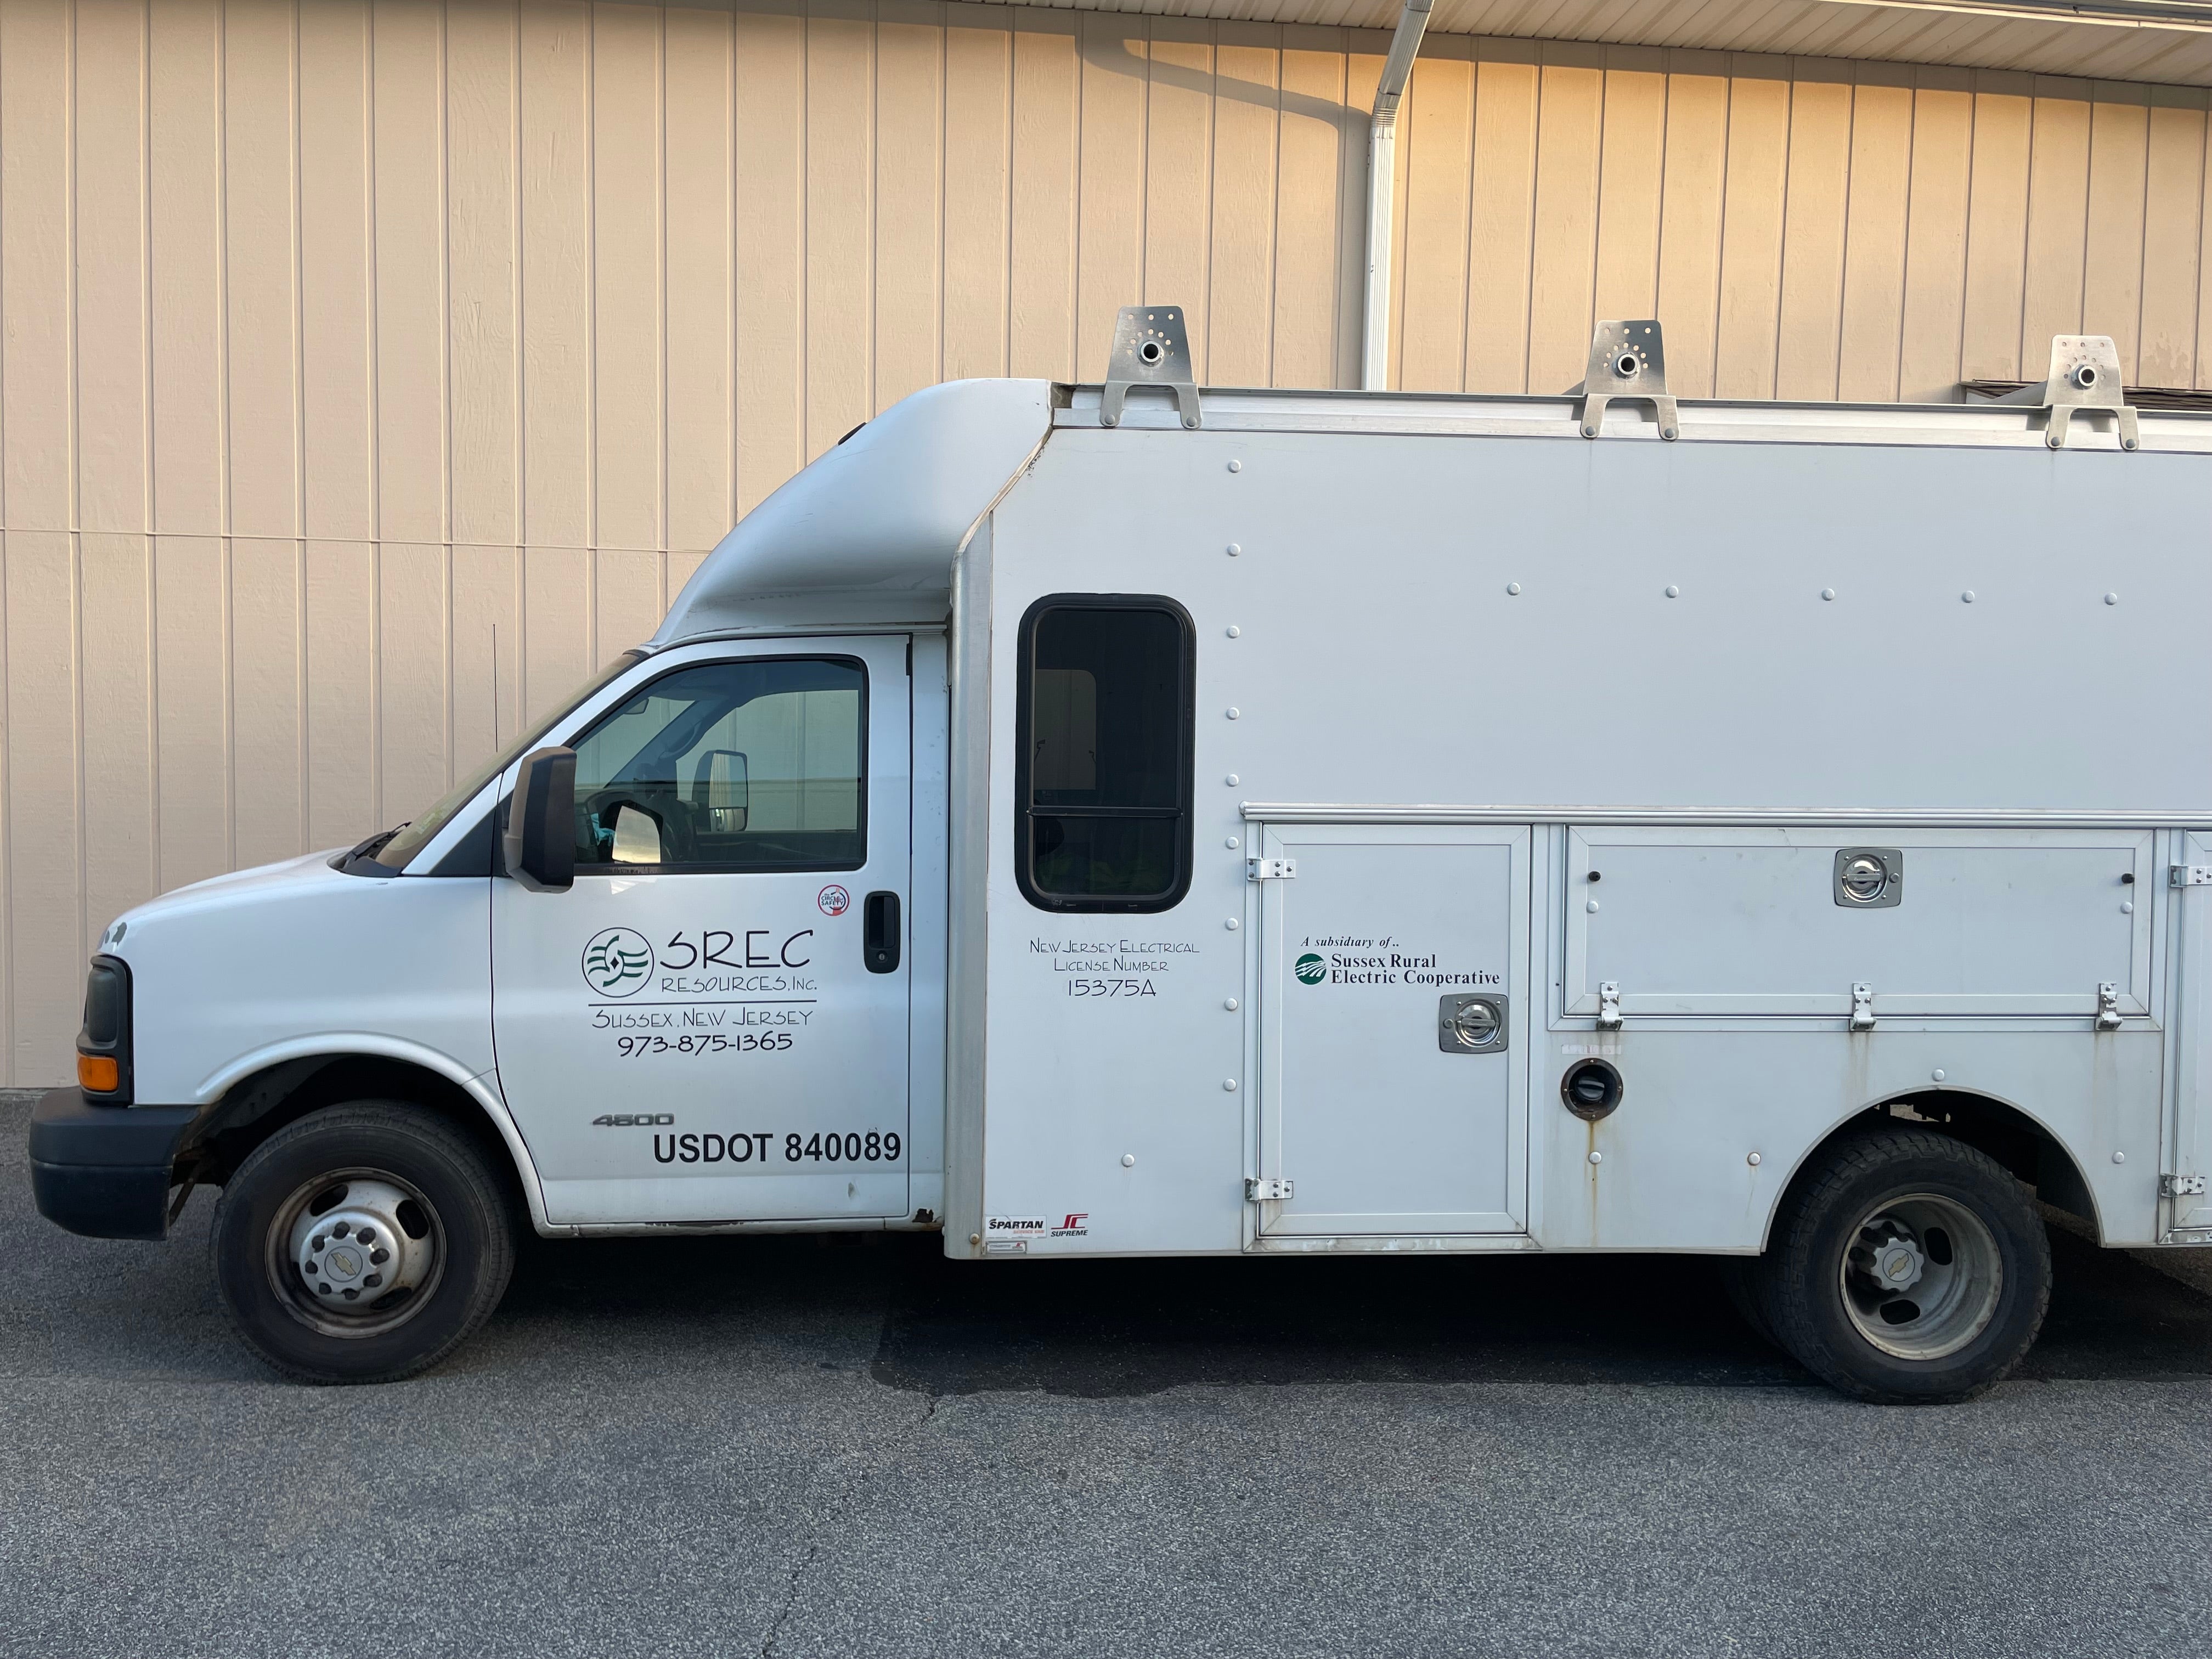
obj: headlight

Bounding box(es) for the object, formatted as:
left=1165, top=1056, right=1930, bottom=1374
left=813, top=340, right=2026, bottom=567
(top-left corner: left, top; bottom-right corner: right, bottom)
left=76, top=956, right=132, bottom=1102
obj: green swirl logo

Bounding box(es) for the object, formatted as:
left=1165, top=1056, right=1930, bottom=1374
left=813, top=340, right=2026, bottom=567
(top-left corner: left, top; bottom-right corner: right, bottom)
left=1294, top=953, right=1327, bottom=986
left=582, top=927, right=655, bottom=997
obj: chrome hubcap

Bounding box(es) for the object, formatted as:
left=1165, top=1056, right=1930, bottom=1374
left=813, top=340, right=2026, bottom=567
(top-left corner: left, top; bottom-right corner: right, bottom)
left=1838, top=1192, right=2002, bottom=1362
left=270, top=1171, right=443, bottom=1337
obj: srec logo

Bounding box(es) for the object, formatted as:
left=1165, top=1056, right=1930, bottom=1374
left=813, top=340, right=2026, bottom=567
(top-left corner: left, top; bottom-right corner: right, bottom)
left=582, top=927, right=656, bottom=996
left=1294, top=952, right=1327, bottom=986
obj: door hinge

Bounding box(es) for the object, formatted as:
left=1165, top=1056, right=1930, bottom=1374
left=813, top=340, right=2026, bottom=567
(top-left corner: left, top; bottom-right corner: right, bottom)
left=2174, top=865, right=2212, bottom=887
left=1595, top=981, right=1622, bottom=1030
left=1850, top=982, right=1876, bottom=1031
left=1246, top=1177, right=1295, bottom=1201
left=2097, top=981, right=2123, bottom=1030
left=1246, top=857, right=1297, bottom=881
left=2162, top=1174, right=2208, bottom=1198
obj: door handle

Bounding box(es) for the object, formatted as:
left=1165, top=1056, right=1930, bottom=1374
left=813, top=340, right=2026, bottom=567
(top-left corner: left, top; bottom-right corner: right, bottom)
left=864, top=891, right=901, bottom=974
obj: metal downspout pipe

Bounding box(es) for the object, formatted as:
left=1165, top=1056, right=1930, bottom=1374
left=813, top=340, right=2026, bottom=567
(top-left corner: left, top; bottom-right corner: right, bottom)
left=1361, top=0, right=1434, bottom=391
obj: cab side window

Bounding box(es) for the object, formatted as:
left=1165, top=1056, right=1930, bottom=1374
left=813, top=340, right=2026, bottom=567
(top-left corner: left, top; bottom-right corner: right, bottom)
left=1015, top=596, right=1194, bottom=912
left=569, top=658, right=865, bottom=873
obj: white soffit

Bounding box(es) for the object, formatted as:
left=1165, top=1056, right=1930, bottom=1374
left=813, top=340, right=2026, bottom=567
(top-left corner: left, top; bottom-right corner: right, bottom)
left=954, top=0, right=2212, bottom=88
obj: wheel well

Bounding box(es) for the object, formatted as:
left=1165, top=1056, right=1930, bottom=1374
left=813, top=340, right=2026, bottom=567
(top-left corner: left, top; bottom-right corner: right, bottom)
left=175, top=1056, right=528, bottom=1220
left=1797, top=1091, right=2101, bottom=1239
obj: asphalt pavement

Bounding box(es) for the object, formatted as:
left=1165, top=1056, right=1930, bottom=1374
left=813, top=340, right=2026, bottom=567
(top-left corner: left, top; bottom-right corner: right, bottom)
left=4, top=1090, right=2209, bottom=1658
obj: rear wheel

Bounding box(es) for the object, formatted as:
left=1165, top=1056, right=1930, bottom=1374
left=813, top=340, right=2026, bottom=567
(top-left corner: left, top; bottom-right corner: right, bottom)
left=211, top=1102, right=516, bottom=1384
left=1757, top=1128, right=2051, bottom=1403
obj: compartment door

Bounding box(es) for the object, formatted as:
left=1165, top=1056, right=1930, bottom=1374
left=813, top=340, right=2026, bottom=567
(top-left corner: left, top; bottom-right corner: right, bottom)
left=1255, top=824, right=1530, bottom=1237
left=2171, top=832, right=2212, bottom=1234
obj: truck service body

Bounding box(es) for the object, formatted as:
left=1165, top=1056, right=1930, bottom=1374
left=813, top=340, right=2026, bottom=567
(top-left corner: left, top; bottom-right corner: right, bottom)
left=30, top=314, right=2212, bottom=1399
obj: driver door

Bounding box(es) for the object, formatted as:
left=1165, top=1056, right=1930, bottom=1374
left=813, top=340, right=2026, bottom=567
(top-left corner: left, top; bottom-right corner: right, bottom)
left=492, top=636, right=911, bottom=1225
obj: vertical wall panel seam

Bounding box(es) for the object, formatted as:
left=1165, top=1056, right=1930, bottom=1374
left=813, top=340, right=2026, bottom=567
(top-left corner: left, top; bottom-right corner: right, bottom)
left=367, top=1, right=386, bottom=826
left=1833, top=74, right=1855, bottom=402
left=1458, top=50, right=1479, bottom=392
left=218, top=2, right=236, bottom=867
left=1955, top=75, right=1975, bottom=391
left=440, top=0, right=454, bottom=547
left=1708, top=65, right=1730, bottom=394
left=2018, top=84, right=2036, bottom=371
left=654, top=0, right=666, bottom=566
left=1893, top=66, right=1918, bottom=400
left=799, top=1, right=810, bottom=473
left=2134, top=92, right=2152, bottom=381
left=1521, top=55, right=1540, bottom=396
left=138, top=0, right=155, bottom=535
left=585, top=0, right=600, bottom=572
left=725, top=0, right=737, bottom=541
left=67, top=0, right=81, bottom=535
left=1771, top=76, right=1793, bottom=401
left=2185, top=98, right=2203, bottom=387
left=998, top=22, right=1012, bottom=377
left=514, top=0, right=528, bottom=555
left=138, top=0, right=160, bottom=890
left=1, top=8, right=11, bottom=1077
left=1263, top=26, right=1283, bottom=386
left=934, top=5, right=946, bottom=390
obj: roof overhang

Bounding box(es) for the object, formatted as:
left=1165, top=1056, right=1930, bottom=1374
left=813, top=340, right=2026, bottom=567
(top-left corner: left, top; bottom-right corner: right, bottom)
left=958, top=0, right=2212, bottom=87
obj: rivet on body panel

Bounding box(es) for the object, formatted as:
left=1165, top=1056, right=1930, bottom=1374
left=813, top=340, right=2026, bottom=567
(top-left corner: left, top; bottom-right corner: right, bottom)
left=1227, top=460, right=1242, bottom=473
left=1821, top=588, right=1836, bottom=601
left=1225, top=918, right=1240, bottom=931
left=1226, top=625, right=1240, bottom=637
left=1932, top=1069, right=1947, bottom=1082
left=1747, top=1152, right=1762, bottom=1166
left=1224, top=998, right=1239, bottom=1011
left=1506, top=583, right=1522, bottom=596
left=1223, top=1079, right=1238, bottom=1092
left=1226, top=542, right=1242, bottom=555
left=2113, top=1151, right=2127, bottom=1164
left=1224, top=773, right=1239, bottom=786
left=1226, top=837, right=1239, bottom=849
left=1588, top=1150, right=1604, bottom=1165
left=2105, top=592, right=2119, bottom=605
left=1226, top=708, right=1240, bottom=720
left=1121, top=1154, right=1136, bottom=1167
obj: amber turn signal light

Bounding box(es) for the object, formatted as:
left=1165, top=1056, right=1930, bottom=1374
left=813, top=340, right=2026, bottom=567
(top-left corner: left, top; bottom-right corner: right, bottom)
left=77, top=1053, right=119, bottom=1093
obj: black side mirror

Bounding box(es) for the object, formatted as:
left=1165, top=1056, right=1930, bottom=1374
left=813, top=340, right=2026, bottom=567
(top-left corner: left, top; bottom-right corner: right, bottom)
left=504, top=747, right=577, bottom=893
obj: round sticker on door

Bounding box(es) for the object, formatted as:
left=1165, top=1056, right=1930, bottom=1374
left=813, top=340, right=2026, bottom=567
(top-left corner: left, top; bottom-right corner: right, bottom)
left=581, top=927, right=656, bottom=997
left=817, top=884, right=851, bottom=917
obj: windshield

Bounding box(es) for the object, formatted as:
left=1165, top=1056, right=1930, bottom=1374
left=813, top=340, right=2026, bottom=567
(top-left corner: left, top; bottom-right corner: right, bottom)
left=370, top=652, right=645, bottom=870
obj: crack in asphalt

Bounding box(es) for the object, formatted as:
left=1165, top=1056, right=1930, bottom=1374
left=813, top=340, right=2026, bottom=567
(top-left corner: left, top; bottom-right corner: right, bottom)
left=759, top=1390, right=941, bottom=1657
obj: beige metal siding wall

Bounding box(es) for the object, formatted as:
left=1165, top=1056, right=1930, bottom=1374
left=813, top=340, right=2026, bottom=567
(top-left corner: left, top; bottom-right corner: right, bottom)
left=3, top=0, right=2207, bottom=1083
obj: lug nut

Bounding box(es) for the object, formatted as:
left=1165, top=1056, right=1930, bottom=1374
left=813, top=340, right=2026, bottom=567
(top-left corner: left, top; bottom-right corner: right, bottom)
left=356, top=1227, right=376, bottom=1245
left=370, top=1248, right=390, bottom=1265
left=310, top=1235, right=326, bottom=1251
left=318, top=1283, right=333, bottom=1295
left=332, top=1222, right=351, bottom=1238
left=363, top=1273, right=383, bottom=1289
left=341, top=1288, right=359, bottom=1300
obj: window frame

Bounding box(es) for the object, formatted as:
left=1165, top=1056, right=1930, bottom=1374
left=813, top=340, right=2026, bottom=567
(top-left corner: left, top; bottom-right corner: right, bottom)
left=567, top=652, right=871, bottom=877
left=1013, top=593, right=1196, bottom=914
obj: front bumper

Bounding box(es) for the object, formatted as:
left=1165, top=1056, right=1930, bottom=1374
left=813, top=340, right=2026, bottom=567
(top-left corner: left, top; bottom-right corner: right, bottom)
left=28, top=1088, right=200, bottom=1240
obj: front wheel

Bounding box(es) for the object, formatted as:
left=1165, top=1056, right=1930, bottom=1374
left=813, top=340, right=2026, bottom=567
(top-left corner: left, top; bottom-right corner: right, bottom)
left=211, top=1102, right=516, bottom=1384
left=1755, top=1128, right=2051, bottom=1403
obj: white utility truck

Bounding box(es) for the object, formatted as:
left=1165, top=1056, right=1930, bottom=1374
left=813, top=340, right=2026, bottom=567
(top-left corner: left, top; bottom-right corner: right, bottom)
left=31, top=311, right=2212, bottom=1402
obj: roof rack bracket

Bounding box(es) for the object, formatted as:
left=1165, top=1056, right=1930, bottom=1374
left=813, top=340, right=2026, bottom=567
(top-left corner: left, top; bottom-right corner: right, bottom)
left=1101, top=304, right=1201, bottom=430
left=1568, top=320, right=1678, bottom=441
left=1996, top=335, right=2139, bottom=451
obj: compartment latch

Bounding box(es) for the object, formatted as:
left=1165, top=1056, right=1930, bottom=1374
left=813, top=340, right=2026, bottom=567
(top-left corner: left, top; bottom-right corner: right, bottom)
left=1850, top=983, right=1876, bottom=1031
left=2162, top=1174, right=2207, bottom=1198
left=2097, top=981, right=2123, bottom=1030
left=1595, top=981, right=1622, bottom=1029
left=1246, top=857, right=1297, bottom=881
left=1246, top=1177, right=1295, bottom=1201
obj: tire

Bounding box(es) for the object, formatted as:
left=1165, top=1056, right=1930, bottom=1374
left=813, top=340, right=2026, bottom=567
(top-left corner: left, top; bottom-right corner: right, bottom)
left=211, top=1102, right=516, bottom=1384
left=1757, top=1128, right=2051, bottom=1404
